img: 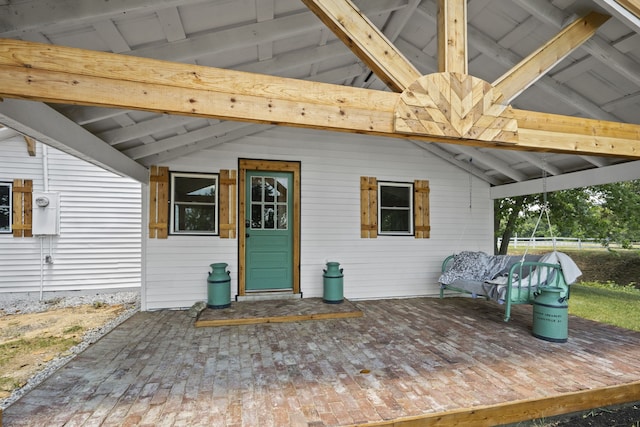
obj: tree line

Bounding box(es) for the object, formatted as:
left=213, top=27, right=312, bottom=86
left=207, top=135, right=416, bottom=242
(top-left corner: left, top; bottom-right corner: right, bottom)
left=495, top=180, right=640, bottom=254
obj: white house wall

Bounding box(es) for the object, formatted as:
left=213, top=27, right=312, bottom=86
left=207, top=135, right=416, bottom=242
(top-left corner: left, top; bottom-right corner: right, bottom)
left=144, top=127, right=494, bottom=310
left=0, top=137, right=142, bottom=295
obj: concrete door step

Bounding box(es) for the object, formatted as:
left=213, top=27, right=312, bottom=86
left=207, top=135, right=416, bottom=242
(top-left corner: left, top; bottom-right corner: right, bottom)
left=235, top=292, right=302, bottom=302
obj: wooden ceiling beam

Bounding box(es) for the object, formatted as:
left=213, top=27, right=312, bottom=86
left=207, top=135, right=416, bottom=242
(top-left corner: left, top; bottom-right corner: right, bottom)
left=616, top=0, right=640, bottom=18
left=23, top=135, right=36, bottom=156
left=493, top=11, right=610, bottom=105
left=0, top=98, right=149, bottom=183
left=417, top=2, right=619, bottom=122
left=516, top=0, right=640, bottom=88
left=0, top=39, right=639, bottom=158
left=437, top=0, right=467, bottom=74
left=300, top=0, right=421, bottom=92
left=593, top=0, right=640, bottom=32
left=0, top=59, right=403, bottom=136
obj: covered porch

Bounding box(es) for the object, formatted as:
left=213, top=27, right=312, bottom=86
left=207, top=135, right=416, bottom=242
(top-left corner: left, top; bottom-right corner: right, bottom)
left=3, top=297, right=640, bottom=426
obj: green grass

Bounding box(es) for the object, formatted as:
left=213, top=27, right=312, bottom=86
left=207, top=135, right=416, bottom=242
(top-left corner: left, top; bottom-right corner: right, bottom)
left=569, top=282, right=640, bottom=332
left=63, top=325, right=84, bottom=334
left=0, top=376, right=21, bottom=392
left=0, top=336, right=80, bottom=367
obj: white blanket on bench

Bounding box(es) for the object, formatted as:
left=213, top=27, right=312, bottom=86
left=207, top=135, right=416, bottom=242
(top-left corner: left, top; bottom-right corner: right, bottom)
left=538, top=251, right=582, bottom=284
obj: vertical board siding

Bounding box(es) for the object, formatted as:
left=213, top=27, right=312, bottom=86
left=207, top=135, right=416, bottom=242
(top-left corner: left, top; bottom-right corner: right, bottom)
left=145, top=127, right=493, bottom=309
left=0, top=138, right=142, bottom=294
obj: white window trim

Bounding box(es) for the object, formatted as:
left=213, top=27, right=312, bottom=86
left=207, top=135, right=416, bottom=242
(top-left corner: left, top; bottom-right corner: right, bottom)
left=0, top=181, right=12, bottom=233
left=377, top=181, right=414, bottom=236
left=170, top=172, right=219, bottom=236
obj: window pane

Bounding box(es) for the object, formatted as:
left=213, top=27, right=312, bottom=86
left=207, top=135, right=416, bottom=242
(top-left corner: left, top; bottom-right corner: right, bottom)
left=378, top=182, right=413, bottom=235
left=251, top=204, right=262, bottom=229
left=0, top=207, right=9, bottom=231
left=381, top=185, right=410, bottom=208
left=174, top=204, right=216, bottom=232
left=174, top=177, right=216, bottom=202
left=277, top=204, right=288, bottom=229
left=251, top=177, right=263, bottom=202
left=265, top=177, right=275, bottom=202
left=276, top=178, right=288, bottom=203
left=170, top=173, right=218, bottom=234
left=0, top=185, right=9, bottom=207
left=264, top=204, right=275, bottom=229
left=380, top=209, right=410, bottom=232
left=0, top=184, right=9, bottom=232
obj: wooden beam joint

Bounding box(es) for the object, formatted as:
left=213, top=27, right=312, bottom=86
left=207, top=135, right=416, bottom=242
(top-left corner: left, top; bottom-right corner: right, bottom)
left=23, top=135, right=36, bottom=156
left=394, top=73, right=518, bottom=143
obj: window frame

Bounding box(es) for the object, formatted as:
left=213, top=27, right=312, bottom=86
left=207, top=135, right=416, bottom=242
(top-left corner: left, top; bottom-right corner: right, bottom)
left=377, top=181, right=414, bottom=236
left=169, top=171, right=219, bottom=236
left=0, top=181, right=12, bottom=234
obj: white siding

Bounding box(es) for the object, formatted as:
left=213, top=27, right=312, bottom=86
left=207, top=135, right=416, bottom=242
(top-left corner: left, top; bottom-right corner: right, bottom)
left=0, top=137, right=142, bottom=295
left=144, top=128, right=494, bottom=310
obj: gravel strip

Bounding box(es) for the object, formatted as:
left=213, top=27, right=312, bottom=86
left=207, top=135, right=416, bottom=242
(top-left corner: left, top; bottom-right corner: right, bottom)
left=0, top=291, right=140, bottom=410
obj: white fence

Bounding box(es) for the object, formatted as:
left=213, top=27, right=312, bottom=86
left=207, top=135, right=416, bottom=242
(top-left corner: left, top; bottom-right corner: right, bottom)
left=504, top=237, right=640, bottom=250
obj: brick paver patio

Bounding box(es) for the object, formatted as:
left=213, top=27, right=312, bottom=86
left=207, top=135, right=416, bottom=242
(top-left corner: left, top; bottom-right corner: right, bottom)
left=3, top=297, right=640, bottom=426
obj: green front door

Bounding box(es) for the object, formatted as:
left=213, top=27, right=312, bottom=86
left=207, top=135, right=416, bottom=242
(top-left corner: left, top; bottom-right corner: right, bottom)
left=245, top=171, right=294, bottom=291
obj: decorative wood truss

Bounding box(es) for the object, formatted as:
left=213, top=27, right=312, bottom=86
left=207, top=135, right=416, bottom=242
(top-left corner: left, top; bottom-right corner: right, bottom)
left=0, top=0, right=639, bottom=166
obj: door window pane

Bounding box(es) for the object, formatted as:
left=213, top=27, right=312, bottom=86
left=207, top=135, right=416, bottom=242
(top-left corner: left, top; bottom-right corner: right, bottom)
left=277, top=204, right=288, bottom=229
left=250, top=175, right=288, bottom=230
left=251, top=204, right=262, bottom=228
left=265, top=177, right=275, bottom=202
left=251, top=177, right=263, bottom=202
left=264, top=204, right=275, bottom=229
left=277, top=178, right=288, bottom=202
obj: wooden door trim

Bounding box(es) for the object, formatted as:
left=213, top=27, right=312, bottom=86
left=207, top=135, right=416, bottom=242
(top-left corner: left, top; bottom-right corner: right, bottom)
left=238, top=159, right=301, bottom=296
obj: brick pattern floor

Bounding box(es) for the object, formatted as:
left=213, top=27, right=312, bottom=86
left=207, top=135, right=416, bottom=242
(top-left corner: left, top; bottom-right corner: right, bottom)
left=4, top=297, right=640, bottom=426
left=195, top=298, right=363, bottom=326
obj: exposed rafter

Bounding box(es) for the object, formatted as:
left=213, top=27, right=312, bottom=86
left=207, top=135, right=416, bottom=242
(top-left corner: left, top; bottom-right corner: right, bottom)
left=417, top=2, right=621, bottom=121
left=129, top=0, right=406, bottom=62
left=157, top=6, right=187, bottom=42
left=98, top=115, right=200, bottom=146
left=23, top=135, right=36, bottom=156
left=437, top=0, right=468, bottom=74
left=295, top=1, right=631, bottom=163
left=447, top=145, right=529, bottom=182
left=617, top=0, right=640, bottom=16
left=123, top=121, right=247, bottom=160
left=592, top=0, right=640, bottom=32
left=491, top=160, right=640, bottom=199
left=0, top=0, right=638, bottom=194
left=413, top=1, right=628, bottom=175
left=301, top=0, right=421, bottom=92
left=510, top=151, right=563, bottom=176
left=145, top=124, right=274, bottom=166
left=0, top=0, right=190, bottom=36
left=350, top=0, right=421, bottom=88
left=514, top=0, right=640, bottom=88
left=0, top=38, right=639, bottom=159
left=493, top=12, right=610, bottom=105
left=411, top=140, right=503, bottom=185
left=0, top=98, right=149, bottom=183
